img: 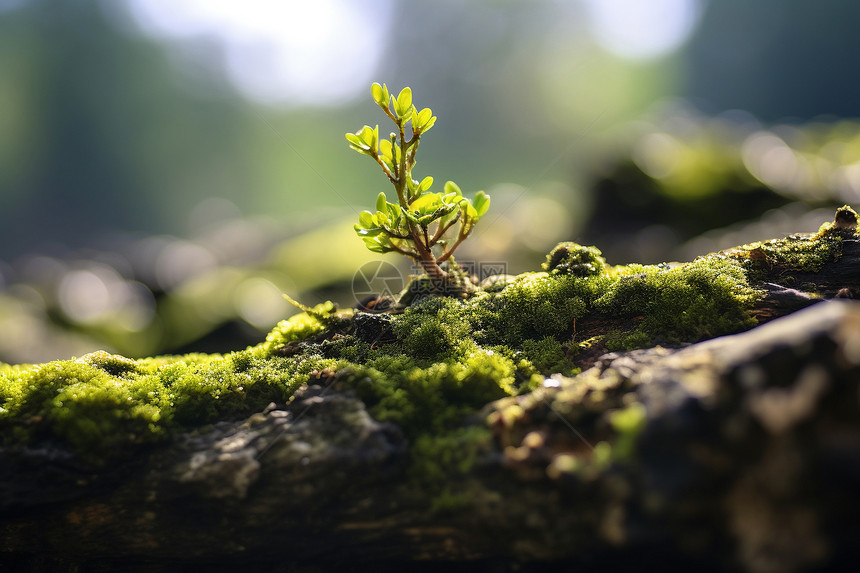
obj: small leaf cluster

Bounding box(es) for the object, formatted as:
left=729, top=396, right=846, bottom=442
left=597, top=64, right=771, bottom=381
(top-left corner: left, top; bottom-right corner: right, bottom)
left=347, top=84, right=490, bottom=276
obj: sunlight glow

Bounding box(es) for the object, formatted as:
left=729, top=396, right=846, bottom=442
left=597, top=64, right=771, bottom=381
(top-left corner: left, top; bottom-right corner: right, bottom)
left=582, top=0, right=704, bottom=60
left=125, top=0, right=394, bottom=106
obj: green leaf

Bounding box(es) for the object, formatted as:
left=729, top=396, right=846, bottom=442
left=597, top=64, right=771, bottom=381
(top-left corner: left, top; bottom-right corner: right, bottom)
left=346, top=132, right=370, bottom=154
left=387, top=203, right=401, bottom=220
left=443, top=181, right=462, bottom=198
left=463, top=200, right=478, bottom=222
left=473, top=190, right=490, bottom=218
left=371, top=82, right=383, bottom=105
left=418, top=176, right=433, bottom=193
left=440, top=190, right=460, bottom=206
left=403, top=207, right=420, bottom=224
left=370, top=125, right=379, bottom=151
left=347, top=127, right=377, bottom=153
left=409, top=192, right=442, bottom=216
left=376, top=192, right=387, bottom=213
left=362, top=236, right=391, bottom=254
left=371, top=83, right=389, bottom=109
left=355, top=222, right=383, bottom=237
left=379, top=139, right=393, bottom=159
left=396, top=87, right=412, bottom=118
left=417, top=108, right=432, bottom=128
left=359, top=125, right=376, bottom=147
left=359, top=210, right=375, bottom=228
left=422, top=115, right=436, bottom=131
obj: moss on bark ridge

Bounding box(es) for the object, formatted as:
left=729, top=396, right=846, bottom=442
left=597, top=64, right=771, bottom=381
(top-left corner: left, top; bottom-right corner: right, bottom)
left=0, top=209, right=855, bottom=472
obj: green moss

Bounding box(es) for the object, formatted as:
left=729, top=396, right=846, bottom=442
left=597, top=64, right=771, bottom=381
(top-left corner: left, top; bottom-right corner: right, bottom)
left=519, top=337, right=577, bottom=376
left=261, top=301, right=338, bottom=353
left=344, top=343, right=537, bottom=438
left=820, top=204, right=859, bottom=238
left=542, top=242, right=606, bottom=277
left=0, top=342, right=333, bottom=459
left=0, top=242, right=757, bottom=462
left=454, top=245, right=760, bottom=353
left=336, top=326, right=530, bottom=505
left=2, top=221, right=846, bottom=475
left=468, top=271, right=607, bottom=345
left=606, top=330, right=652, bottom=351
left=76, top=350, right=146, bottom=377
left=410, top=425, right=494, bottom=513
left=596, top=255, right=759, bottom=346
left=719, top=226, right=845, bottom=291
left=392, top=297, right=472, bottom=359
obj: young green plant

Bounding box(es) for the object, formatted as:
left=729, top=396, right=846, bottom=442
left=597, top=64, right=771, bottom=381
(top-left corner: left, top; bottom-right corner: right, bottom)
left=347, top=83, right=490, bottom=287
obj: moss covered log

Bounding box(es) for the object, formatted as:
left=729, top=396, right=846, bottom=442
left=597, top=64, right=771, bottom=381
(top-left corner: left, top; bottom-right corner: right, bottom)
left=1, top=206, right=860, bottom=571
left=3, top=207, right=854, bottom=458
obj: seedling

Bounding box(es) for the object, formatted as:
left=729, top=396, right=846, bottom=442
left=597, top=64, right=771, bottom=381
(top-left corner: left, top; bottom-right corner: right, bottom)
left=347, top=83, right=490, bottom=288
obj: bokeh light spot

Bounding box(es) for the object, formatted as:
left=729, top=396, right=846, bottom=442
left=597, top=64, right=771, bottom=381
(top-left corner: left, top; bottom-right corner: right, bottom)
left=633, top=132, right=684, bottom=179
left=58, top=270, right=112, bottom=324
left=124, top=0, right=394, bottom=106
left=234, top=277, right=288, bottom=330
left=582, top=0, right=704, bottom=61
left=155, top=240, right=218, bottom=290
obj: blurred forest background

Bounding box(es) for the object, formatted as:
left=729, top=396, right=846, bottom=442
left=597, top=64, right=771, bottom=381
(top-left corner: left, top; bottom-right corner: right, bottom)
left=2, top=0, right=860, bottom=363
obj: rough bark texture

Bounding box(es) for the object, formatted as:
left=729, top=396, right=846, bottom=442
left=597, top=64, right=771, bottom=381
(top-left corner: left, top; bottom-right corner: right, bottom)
left=3, top=241, right=860, bottom=572
left=750, top=239, right=860, bottom=321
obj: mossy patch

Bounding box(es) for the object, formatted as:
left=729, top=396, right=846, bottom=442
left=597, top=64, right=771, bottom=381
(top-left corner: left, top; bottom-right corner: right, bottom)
left=0, top=309, right=335, bottom=460
left=391, top=297, right=472, bottom=359
left=1, top=212, right=852, bottom=484
left=462, top=271, right=606, bottom=346
left=342, top=345, right=538, bottom=437
left=262, top=300, right=343, bottom=352
left=721, top=210, right=852, bottom=289
left=595, top=255, right=760, bottom=348
left=0, top=245, right=756, bottom=463
left=728, top=235, right=843, bottom=282
left=410, top=425, right=494, bottom=513
left=542, top=242, right=606, bottom=277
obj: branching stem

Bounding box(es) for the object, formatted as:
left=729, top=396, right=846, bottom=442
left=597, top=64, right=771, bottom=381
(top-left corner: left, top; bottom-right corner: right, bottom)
left=349, top=84, right=491, bottom=290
